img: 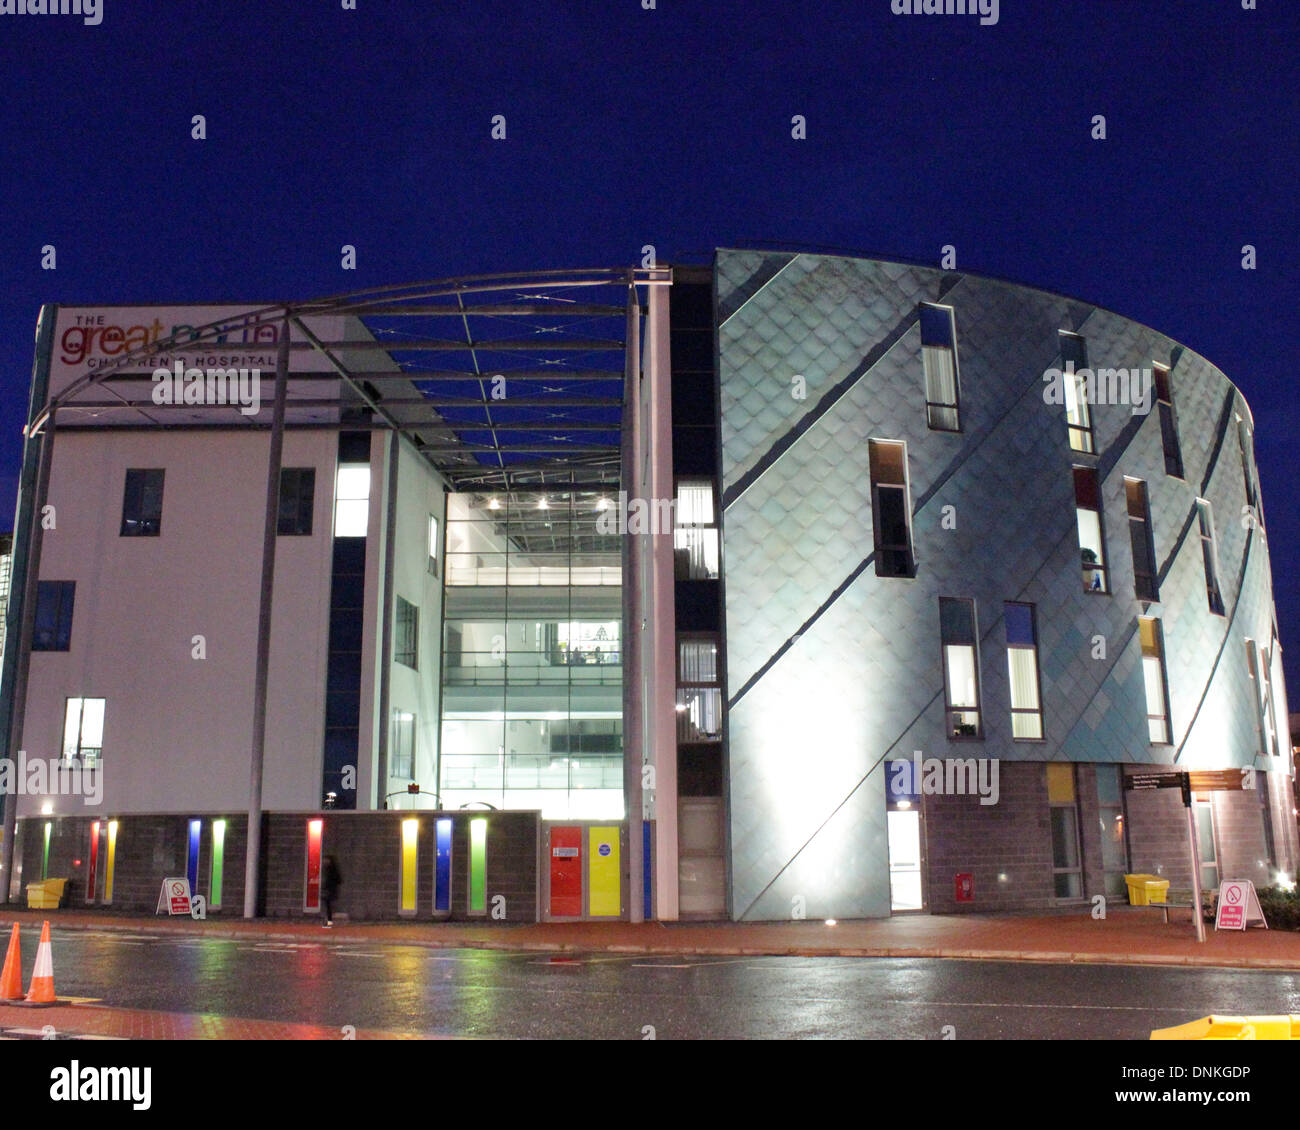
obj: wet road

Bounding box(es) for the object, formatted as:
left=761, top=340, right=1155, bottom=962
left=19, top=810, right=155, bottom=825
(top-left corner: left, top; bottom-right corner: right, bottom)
left=22, top=930, right=1300, bottom=1039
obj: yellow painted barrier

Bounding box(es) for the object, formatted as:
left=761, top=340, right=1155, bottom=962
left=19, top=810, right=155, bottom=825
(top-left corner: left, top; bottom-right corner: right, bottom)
left=1151, top=1014, right=1300, bottom=1040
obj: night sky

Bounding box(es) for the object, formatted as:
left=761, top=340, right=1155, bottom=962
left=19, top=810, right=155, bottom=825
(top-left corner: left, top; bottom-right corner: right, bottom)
left=0, top=1, right=1295, bottom=682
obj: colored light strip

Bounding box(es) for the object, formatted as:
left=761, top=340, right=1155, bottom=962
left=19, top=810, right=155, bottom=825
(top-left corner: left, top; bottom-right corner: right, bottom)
left=104, top=820, right=118, bottom=904
left=434, top=818, right=452, bottom=913
left=187, top=819, right=201, bottom=896
left=210, top=819, right=226, bottom=909
left=469, top=818, right=487, bottom=914
left=401, top=819, right=419, bottom=914
left=86, top=820, right=100, bottom=902
left=42, top=822, right=51, bottom=881
left=305, top=819, right=323, bottom=911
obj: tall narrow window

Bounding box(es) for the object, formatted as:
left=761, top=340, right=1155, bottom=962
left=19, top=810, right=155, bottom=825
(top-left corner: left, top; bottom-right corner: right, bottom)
left=919, top=303, right=960, bottom=432
left=427, top=515, right=439, bottom=576
left=391, top=710, right=416, bottom=779
left=395, top=596, right=418, bottom=669
left=1153, top=365, right=1184, bottom=479
left=1004, top=602, right=1043, bottom=740
left=939, top=598, right=981, bottom=739
left=1245, top=639, right=1270, bottom=759
left=62, top=697, right=106, bottom=767
left=1237, top=419, right=1258, bottom=511
left=120, top=468, right=164, bottom=536
left=676, top=636, right=722, bottom=743
left=1125, top=478, right=1158, bottom=602
left=1060, top=333, right=1094, bottom=454
left=1074, top=467, right=1108, bottom=593
left=1047, top=763, right=1083, bottom=899
left=673, top=479, right=719, bottom=580
left=32, top=580, right=75, bottom=651
left=333, top=463, right=371, bottom=537
left=1258, top=640, right=1281, bottom=759
left=1196, top=500, right=1224, bottom=615
left=1096, top=766, right=1129, bottom=899
left=870, top=440, right=916, bottom=578
left=277, top=467, right=315, bottom=536
left=1139, top=617, right=1171, bottom=744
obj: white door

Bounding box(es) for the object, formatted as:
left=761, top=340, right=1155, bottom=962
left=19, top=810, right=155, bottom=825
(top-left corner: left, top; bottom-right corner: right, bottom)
left=888, top=809, right=924, bottom=911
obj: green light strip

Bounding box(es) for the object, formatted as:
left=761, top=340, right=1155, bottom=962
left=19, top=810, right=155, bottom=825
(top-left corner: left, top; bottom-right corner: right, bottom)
left=469, top=818, right=487, bottom=913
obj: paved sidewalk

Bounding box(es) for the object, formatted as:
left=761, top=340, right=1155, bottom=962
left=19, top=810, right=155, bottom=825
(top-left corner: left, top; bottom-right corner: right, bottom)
left=1, top=905, right=1296, bottom=969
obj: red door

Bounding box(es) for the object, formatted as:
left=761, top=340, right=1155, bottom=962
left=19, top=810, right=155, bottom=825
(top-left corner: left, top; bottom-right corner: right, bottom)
left=549, top=826, right=583, bottom=917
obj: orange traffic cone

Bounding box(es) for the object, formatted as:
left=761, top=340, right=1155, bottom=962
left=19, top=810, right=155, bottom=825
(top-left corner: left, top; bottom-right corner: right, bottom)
left=0, top=924, right=22, bottom=1001
left=23, top=920, right=55, bottom=1006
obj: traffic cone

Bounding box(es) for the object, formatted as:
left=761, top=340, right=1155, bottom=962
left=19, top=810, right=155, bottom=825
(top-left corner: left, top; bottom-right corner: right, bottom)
left=0, top=924, right=22, bottom=1001
left=23, top=920, right=56, bottom=1006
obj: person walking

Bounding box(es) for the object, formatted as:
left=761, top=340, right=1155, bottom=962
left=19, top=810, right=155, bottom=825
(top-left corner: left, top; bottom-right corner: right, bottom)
left=322, top=854, right=342, bottom=927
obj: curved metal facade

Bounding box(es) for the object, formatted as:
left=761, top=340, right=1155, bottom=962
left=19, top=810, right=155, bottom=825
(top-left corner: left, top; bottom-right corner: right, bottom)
left=716, top=249, right=1295, bottom=920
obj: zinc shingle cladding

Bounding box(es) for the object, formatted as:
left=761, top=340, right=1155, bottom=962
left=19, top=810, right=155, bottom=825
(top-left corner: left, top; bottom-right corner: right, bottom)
left=716, top=249, right=1291, bottom=920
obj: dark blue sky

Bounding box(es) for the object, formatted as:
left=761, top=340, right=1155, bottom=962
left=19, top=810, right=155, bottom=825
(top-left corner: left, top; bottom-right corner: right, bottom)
left=0, top=1, right=1296, bottom=680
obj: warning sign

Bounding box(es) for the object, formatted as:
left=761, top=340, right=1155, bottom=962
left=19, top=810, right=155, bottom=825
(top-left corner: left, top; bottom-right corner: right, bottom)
left=1214, top=880, right=1267, bottom=931
left=155, top=877, right=193, bottom=916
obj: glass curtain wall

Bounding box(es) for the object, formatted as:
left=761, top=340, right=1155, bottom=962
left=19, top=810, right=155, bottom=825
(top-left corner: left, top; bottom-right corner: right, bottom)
left=440, top=490, right=624, bottom=819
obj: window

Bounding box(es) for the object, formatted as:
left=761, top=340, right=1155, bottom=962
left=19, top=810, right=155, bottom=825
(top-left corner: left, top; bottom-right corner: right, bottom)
left=1124, top=478, right=1158, bottom=602
left=391, top=710, right=415, bottom=779
left=62, top=697, right=105, bottom=767
left=870, top=440, right=916, bottom=578
left=1004, top=602, right=1043, bottom=739
left=1096, top=766, right=1129, bottom=899
left=1047, top=763, right=1083, bottom=899
left=1060, top=333, right=1094, bottom=454
left=1074, top=467, right=1108, bottom=593
left=1153, top=365, right=1184, bottom=478
left=673, top=479, right=719, bottom=580
left=1196, top=500, right=1224, bottom=615
left=32, top=581, right=75, bottom=651
left=1258, top=640, right=1282, bottom=759
left=276, top=467, right=315, bottom=535
left=1237, top=419, right=1258, bottom=512
left=676, top=636, right=721, bottom=743
left=428, top=515, right=439, bottom=576
left=919, top=303, right=960, bottom=432
left=1245, top=639, right=1274, bottom=760
left=1139, top=617, right=1171, bottom=744
left=395, top=596, right=418, bottom=669
left=1194, top=800, right=1218, bottom=890
left=120, top=468, right=164, bottom=536
left=939, top=598, right=981, bottom=738
left=333, top=463, right=371, bottom=537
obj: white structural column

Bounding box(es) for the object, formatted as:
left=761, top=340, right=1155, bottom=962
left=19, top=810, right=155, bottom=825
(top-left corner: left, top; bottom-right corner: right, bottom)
left=642, top=275, right=678, bottom=920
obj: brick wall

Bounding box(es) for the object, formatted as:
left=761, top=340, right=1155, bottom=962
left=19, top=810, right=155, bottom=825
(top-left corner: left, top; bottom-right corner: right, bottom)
left=11, top=810, right=540, bottom=921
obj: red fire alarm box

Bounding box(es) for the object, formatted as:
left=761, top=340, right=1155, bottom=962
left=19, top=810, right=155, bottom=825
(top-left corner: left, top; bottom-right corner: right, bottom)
left=955, top=873, right=974, bottom=902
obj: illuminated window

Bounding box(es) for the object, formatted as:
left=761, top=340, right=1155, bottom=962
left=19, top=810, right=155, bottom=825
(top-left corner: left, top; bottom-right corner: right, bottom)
left=333, top=463, right=371, bottom=537
left=870, top=440, right=916, bottom=578
left=1074, top=467, right=1108, bottom=593
left=1096, top=766, right=1129, bottom=898
left=428, top=515, right=439, bottom=576
left=920, top=303, right=960, bottom=432
left=676, top=636, right=721, bottom=743
left=1060, top=333, right=1094, bottom=454
left=1125, top=478, right=1158, bottom=602
left=62, top=697, right=105, bottom=767
left=673, top=479, right=718, bottom=580
left=391, top=710, right=416, bottom=779
left=939, top=598, right=981, bottom=739
left=1139, top=617, right=1171, bottom=744
left=1004, top=602, right=1043, bottom=740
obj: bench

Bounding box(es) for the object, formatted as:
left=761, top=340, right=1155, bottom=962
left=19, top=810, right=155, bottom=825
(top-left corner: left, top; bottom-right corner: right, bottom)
left=1146, top=887, right=1216, bottom=925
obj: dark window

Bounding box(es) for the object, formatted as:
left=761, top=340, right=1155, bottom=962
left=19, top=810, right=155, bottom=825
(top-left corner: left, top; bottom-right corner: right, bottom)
left=1124, top=478, right=1159, bottom=602
left=1153, top=366, right=1184, bottom=478
left=919, top=303, right=960, bottom=432
left=277, top=467, right=315, bottom=536
left=1238, top=420, right=1258, bottom=510
left=120, top=469, right=164, bottom=536
left=1197, top=501, right=1225, bottom=615
left=870, top=440, right=916, bottom=578
left=33, top=581, right=75, bottom=651
left=395, top=596, right=418, bottom=669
